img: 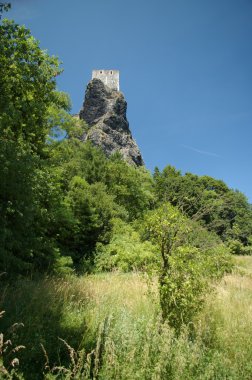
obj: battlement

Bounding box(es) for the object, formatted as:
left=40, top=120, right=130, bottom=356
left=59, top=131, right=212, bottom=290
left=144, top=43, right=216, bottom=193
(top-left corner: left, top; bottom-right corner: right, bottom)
left=92, top=70, right=119, bottom=91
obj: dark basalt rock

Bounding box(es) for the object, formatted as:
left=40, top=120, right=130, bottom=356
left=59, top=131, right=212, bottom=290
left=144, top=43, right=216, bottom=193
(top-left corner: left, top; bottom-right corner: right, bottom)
left=79, top=79, right=144, bottom=166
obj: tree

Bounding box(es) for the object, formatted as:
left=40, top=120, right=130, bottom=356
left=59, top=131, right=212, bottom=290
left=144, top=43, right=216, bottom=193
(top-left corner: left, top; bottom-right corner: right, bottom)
left=154, top=165, right=252, bottom=248
left=0, top=19, right=61, bottom=153
left=144, top=202, right=232, bottom=331
left=0, top=20, right=68, bottom=275
left=0, top=2, right=11, bottom=19
left=61, top=177, right=123, bottom=269
left=144, top=203, right=188, bottom=274
left=95, top=219, right=159, bottom=272
left=104, top=157, right=154, bottom=220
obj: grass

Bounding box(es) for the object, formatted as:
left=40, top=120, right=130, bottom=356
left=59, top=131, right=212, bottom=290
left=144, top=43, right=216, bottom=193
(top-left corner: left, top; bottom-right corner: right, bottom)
left=233, top=254, right=252, bottom=276
left=201, top=264, right=252, bottom=377
left=1, top=257, right=252, bottom=379
left=0, top=273, right=158, bottom=379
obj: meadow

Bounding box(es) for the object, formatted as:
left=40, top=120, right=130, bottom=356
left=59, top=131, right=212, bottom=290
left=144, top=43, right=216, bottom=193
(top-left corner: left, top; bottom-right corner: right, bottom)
left=1, top=256, right=252, bottom=379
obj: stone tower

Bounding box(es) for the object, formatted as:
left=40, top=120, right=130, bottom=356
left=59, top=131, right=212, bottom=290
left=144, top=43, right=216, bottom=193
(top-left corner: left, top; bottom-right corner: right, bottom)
left=92, top=69, right=119, bottom=91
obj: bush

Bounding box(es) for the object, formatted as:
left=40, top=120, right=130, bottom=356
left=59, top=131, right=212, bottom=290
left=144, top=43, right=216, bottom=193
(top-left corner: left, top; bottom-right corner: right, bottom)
left=159, top=246, right=208, bottom=330
left=95, top=219, right=160, bottom=272
left=144, top=202, right=233, bottom=332
left=227, top=239, right=252, bottom=255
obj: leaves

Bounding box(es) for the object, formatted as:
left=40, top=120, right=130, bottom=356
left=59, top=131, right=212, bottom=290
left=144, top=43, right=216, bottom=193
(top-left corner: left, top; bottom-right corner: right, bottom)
left=154, top=165, right=252, bottom=248
left=0, top=20, right=69, bottom=275
left=0, top=2, right=11, bottom=19
left=143, top=202, right=232, bottom=331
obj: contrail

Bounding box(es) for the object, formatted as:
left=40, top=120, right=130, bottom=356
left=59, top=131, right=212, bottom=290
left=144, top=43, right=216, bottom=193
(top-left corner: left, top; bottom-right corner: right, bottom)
left=180, top=144, right=221, bottom=158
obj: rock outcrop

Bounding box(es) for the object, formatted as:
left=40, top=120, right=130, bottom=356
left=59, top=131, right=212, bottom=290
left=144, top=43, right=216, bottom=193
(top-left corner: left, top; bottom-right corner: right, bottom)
left=79, top=79, right=144, bottom=166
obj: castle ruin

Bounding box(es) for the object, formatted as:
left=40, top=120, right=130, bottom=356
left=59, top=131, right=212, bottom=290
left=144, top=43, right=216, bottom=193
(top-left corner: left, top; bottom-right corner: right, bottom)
left=92, top=70, right=119, bottom=91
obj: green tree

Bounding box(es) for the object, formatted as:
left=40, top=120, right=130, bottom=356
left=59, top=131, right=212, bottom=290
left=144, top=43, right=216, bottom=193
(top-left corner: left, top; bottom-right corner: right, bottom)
left=0, top=20, right=68, bottom=275
left=60, top=177, right=124, bottom=269
left=50, top=138, right=107, bottom=191
left=144, top=202, right=232, bottom=331
left=144, top=203, right=188, bottom=275
left=0, top=19, right=61, bottom=153
left=154, top=165, right=252, bottom=249
left=104, top=156, right=154, bottom=220
left=0, top=2, right=10, bottom=19
left=95, top=219, right=159, bottom=272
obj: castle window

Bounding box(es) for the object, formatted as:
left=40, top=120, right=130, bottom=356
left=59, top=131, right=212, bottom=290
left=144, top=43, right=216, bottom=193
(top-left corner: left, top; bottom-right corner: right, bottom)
left=111, top=71, right=113, bottom=74
left=100, top=71, right=102, bottom=74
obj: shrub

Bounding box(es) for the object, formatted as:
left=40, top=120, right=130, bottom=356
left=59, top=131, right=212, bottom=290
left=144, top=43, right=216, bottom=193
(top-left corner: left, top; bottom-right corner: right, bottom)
left=144, top=202, right=233, bottom=331
left=95, top=219, right=160, bottom=272
left=227, top=239, right=250, bottom=255
left=159, top=246, right=209, bottom=330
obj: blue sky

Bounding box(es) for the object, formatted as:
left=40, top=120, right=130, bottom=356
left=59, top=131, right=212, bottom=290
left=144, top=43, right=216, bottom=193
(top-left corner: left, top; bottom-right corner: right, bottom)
left=8, top=0, right=252, bottom=202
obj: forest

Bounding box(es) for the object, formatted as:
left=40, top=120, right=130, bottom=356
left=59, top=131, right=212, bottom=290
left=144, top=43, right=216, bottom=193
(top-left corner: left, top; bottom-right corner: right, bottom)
left=1, top=11, right=252, bottom=380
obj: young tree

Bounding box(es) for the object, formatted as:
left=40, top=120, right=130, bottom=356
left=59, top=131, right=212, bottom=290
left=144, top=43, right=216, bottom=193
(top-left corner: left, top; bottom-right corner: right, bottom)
left=144, top=203, right=232, bottom=331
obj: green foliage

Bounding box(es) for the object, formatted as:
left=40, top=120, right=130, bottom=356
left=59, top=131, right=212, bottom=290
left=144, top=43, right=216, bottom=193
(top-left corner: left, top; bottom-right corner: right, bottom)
left=50, top=139, right=107, bottom=189
left=47, top=138, right=154, bottom=272
left=0, top=135, right=65, bottom=275
left=0, top=2, right=11, bottom=19
left=0, top=20, right=61, bottom=153
left=0, top=14, right=251, bottom=380
left=0, top=20, right=69, bottom=275
left=154, top=165, right=252, bottom=250
left=227, top=239, right=252, bottom=255
left=61, top=177, right=123, bottom=269
left=144, top=202, right=189, bottom=256
left=104, top=156, right=155, bottom=220
left=144, top=202, right=232, bottom=331
left=158, top=246, right=210, bottom=330
left=95, top=219, right=160, bottom=272
left=53, top=256, right=74, bottom=276
left=0, top=18, right=241, bottom=279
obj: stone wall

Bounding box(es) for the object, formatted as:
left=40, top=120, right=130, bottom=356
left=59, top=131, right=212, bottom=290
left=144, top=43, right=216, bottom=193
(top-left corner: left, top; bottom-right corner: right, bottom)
left=92, top=70, right=119, bottom=91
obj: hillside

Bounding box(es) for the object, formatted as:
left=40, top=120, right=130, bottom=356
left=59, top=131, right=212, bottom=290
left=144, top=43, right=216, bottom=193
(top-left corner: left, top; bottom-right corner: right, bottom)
left=1, top=13, right=252, bottom=380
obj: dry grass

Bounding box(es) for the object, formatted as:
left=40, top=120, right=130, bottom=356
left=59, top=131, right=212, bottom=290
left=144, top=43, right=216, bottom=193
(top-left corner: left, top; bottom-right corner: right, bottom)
left=233, top=254, right=252, bottom=276
left=0, top=273, right=159, bottom=379
left=80, top=272, right=158, bottom=316
left=2, top=257, right=252, bottom=379
left=196, top=256, right=252, bottom=378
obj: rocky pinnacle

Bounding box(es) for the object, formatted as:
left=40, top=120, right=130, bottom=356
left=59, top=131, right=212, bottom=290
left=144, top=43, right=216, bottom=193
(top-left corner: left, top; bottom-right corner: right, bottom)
left=79, top=78, right=144, bottom=166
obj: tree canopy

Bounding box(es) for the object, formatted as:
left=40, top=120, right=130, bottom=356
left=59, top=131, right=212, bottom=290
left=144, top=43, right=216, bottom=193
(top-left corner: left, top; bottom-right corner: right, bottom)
left=0, top=18, right=251, bottom=279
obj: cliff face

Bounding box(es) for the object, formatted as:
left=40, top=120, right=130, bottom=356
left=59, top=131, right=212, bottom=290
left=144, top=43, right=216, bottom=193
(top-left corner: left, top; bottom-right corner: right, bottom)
left=79, top=79, right=144, bottom=166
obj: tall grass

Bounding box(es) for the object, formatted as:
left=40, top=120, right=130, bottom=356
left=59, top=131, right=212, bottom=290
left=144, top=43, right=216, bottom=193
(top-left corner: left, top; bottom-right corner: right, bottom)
left=197, top=272, right=252, bottom=378
left=1, top=257, right=252, bottom=379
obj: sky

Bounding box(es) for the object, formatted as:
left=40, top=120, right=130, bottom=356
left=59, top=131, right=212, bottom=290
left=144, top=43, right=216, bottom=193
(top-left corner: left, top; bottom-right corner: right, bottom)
left=7, top=0, right=252, bottom=202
